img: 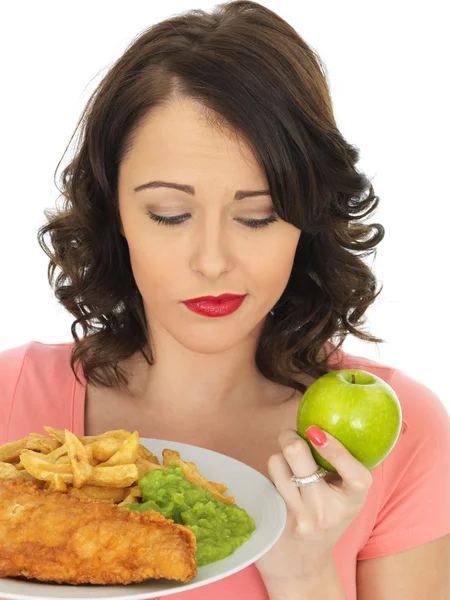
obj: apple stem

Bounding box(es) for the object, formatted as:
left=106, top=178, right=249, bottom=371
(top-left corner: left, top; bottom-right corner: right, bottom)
left=351, top=374, right=356, bottom=384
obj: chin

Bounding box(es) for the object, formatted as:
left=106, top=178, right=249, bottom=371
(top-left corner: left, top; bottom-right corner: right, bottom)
left=178, top=335, right=241, bottom=355
left=169, top=322, right=251, bottom=353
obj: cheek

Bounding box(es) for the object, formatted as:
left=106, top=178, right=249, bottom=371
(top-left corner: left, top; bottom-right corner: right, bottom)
left=257, top=251, right=295, bottom=290
left=126, top=235, right=180, bottom=301
left=252, top=229, right=300, bottom=286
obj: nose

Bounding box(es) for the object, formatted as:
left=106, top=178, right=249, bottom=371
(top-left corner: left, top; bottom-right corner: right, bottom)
left=189, top=214, right=234, bottom=279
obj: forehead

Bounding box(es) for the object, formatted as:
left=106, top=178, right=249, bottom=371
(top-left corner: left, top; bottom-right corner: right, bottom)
left=120, top=99, right=266, bottom=184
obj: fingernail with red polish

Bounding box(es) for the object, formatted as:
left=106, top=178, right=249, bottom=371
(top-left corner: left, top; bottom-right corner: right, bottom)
left=306, top=425, right=328, bottom=447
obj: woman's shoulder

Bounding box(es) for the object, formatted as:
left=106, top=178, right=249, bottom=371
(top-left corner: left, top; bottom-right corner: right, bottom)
left=0, top=343, right=30, bottom=437
left=326, top=342, right=396, bottom=382
left=0, top=340, right=77, bottom=442
left=0, top=340, right=75, bottom=378
left=0, top=339, right=74, bottom=357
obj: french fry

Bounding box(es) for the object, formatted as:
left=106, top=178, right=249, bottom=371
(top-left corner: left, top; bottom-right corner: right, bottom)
left=24, top=437, right=60, bottom=454
left=80, top=430, right=134, bottom=444
left=1, top=460, right=47, bottom=485
left=137, top=444, right=159, bottom=463
left=0, top=437, right=30, bottom=463
left=118, top=494, right=136, bottom=507
left=16, top=470, right=46, bottom=485
left=163, top=449, right=235, bottom=504
left=44, top=427, right=134, bottom=446
left=40, top=444, right=68, bottom=464
left=77, top=485, right=127, bottom=503
left=135, top=458, right=164, bottom=479
left=11, top=461, right=25, bottom=471
left=1, top=426, right=233, bottom=510
left=0, top=461, right=22, bottom=479
left=89, top=463, right=138, bottom=488
left=68, top=487, right=93, bottom=502
left=98, top=431, right=139, bottom=467
left=20, top=449, right=74, bottom=483
left=208, top=481, right=228, bottom=493
left=47, top=474, right=68, bottom=493
left=64, top=430, right=93, bottom=488
left=126, top=485, right=142, bottom=498
left=118, top=486, right=142, bottom=506
left=185, top=461, right=228, bottom=493
left=86, top=439, right=123, bottom=462
left=42, top=426, right=66, bottom=444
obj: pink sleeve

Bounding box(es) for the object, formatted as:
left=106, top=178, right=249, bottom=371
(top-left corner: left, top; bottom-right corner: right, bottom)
left=0, top=343, right=29, bottom=444
left=358, top=368, right=450, bottom=559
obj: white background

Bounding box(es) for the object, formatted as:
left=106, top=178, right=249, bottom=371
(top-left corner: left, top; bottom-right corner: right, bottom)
left=0, top=1, right=448, bottom=410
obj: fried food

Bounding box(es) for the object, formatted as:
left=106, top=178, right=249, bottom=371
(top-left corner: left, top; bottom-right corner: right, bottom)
left=0, top=427, right=235, bottom=505
left=163, top=449, right=235, bottom=503
left=0, top=479, right=197, bottom=585
left=0, top=426, right=238, bottom=584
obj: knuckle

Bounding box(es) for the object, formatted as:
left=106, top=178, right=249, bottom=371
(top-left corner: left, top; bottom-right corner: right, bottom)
left=294, top=518, right=316, bottom=537
left=284, top=439, right=307, bottom=457
left=312, top=512, right=330, bottom=533
left=326, top=446, right=346, bottom=464
left=268, top=453, right=282, bottom=468
left=351, top=473, right=373, bottom=493
left=294, top=514, right=330, bottom=540
left=364, top=471, right=373, bottom=488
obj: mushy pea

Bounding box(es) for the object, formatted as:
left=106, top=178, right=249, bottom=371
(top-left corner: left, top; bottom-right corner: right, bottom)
left=124, top=462, right=256, bottom=566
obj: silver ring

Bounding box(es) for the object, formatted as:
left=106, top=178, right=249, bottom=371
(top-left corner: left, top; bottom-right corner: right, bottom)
left=291, top=467, right=327, bottom=487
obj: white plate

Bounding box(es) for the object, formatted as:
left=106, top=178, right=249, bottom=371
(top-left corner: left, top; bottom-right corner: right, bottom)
left=0, top=437, right=287, bottom=599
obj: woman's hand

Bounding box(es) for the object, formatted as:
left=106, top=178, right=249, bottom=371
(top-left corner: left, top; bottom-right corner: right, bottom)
left=255, top=426, right=373, bottom=584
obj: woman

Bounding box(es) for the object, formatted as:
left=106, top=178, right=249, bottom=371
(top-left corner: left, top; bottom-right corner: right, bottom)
left=1, top=1, right=449, bottom=598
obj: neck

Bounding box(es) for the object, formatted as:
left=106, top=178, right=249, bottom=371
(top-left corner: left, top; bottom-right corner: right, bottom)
left=118, top=321, right=288, bottom=418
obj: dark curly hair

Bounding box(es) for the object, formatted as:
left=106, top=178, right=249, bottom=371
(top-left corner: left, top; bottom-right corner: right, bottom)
left=37, top=0, right=385, bottom=397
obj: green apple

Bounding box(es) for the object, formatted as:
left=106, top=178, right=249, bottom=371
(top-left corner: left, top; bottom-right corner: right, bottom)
left=296, top=369, right=402, bottom=472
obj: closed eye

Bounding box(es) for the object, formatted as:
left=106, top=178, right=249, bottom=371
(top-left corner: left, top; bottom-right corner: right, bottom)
left=146, top=211, right=278, bottom=229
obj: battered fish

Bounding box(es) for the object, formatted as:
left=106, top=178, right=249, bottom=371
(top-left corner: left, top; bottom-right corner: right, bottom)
left=0, top=479, right=197, bottom=585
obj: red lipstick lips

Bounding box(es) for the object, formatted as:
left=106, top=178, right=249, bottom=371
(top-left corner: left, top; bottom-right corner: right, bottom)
left=182, top=294, right=247, bottom=317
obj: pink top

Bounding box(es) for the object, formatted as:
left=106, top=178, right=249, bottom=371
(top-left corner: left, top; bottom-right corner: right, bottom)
left=1, top=340, right=449, bottom=599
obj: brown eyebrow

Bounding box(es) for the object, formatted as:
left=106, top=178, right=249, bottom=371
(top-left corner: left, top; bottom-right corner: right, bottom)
left=133, top=180, right=270, bottom=201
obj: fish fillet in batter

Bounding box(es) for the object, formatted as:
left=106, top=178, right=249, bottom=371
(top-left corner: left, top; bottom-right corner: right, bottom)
left=0, top=479, right=197, bottom=585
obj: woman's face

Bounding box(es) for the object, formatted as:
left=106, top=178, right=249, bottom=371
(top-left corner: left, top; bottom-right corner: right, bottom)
left=118, top=99, right=301, bottom=354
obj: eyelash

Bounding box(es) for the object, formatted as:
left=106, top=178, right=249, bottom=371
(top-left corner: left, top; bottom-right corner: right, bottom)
left=145, top=211, right=278, bottom=229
